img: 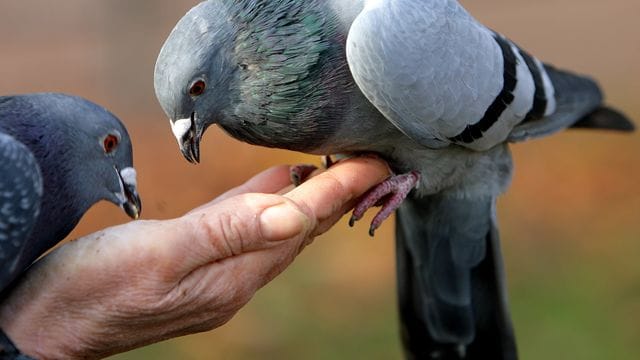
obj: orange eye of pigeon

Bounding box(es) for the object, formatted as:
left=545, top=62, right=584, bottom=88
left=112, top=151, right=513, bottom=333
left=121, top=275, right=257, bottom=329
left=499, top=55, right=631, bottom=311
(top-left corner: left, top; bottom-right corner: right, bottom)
left=103, top=134, right=119, bottom=153
left=189, top=80, right=206, bottom=96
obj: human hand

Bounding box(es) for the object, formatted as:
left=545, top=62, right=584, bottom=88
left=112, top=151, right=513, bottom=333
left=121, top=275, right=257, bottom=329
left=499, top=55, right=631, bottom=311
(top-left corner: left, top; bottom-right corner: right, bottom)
left=0, top=157, right=389, bottom=359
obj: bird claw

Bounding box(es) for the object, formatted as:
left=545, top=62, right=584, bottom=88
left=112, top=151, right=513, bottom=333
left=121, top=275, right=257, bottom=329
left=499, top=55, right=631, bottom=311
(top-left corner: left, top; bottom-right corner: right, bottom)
left=350, top=171, right=421, bottom=236
left=289, top=155, right=337, bottom=186
left=289, top=164, right=318, bottom=186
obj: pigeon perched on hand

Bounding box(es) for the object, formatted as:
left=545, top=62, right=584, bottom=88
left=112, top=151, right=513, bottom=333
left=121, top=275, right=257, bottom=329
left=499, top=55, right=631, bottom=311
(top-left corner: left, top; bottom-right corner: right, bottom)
left=0, top=93, right=141, bottom=295
left=154, top=0, right=634, bottom=358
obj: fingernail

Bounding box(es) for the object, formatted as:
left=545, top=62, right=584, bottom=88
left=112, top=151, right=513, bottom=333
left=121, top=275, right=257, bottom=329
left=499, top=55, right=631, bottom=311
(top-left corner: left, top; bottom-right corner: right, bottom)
left=260, top=202, right=310, bottom=241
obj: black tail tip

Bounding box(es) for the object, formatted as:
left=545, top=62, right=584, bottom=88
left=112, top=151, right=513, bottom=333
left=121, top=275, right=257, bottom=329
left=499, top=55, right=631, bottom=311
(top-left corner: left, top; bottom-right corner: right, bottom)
left=572, top=106, right=635, bottom=132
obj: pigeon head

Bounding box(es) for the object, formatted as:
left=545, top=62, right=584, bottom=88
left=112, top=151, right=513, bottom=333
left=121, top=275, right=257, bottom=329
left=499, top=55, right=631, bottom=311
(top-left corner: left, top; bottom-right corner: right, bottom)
left=154, top=0, right=238, bottom=163
left=155, top=0, right=348, bottom=162
left=0, top=93, right=142, bottom=289
left=40, top=94, right=140, bottom=220
left=0, top=93, right=142, bottom=227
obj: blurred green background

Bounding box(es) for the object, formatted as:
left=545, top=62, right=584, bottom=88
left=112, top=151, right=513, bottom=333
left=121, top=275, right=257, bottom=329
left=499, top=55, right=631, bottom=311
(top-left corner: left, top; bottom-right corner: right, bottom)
left=1, top=0, right=638, bottom=359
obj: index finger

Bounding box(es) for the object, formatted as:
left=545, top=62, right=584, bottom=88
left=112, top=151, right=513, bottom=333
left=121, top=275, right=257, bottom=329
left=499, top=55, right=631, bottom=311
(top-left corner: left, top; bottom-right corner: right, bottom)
left=161, top=156, right=389, bottom=279
left=187, top=165, right=293, bottom=214
left=284, top=156, right=390, bottom=236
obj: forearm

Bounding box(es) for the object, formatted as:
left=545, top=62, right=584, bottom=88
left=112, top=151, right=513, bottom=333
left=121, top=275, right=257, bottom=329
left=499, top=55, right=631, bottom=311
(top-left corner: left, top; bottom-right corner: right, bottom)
left=0, top=213, right=300, bottom=359
left=0, top=222, right=180, bottom=359
left=0, top=268, right=95, bottom=359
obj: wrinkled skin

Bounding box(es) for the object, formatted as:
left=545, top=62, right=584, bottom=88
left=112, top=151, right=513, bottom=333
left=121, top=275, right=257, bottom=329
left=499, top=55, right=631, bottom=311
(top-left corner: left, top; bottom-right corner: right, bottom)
left=0, top=158, right=388, bottom=359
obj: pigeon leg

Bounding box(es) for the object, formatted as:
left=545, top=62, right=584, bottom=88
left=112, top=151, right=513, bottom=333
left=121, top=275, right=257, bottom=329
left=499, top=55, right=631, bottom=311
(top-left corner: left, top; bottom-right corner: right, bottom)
left=321, top=155, right=335, bottom=169
left=349, top=171, right=420, bottom=237
left=289, top=164, right=318, bottom=186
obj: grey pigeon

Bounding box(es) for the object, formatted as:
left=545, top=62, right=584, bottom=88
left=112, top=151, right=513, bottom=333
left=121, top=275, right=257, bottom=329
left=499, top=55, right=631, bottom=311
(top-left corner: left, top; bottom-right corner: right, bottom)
left=0, top=93, right=141, bottom=296
left=154, top=1, right=634, bottom=358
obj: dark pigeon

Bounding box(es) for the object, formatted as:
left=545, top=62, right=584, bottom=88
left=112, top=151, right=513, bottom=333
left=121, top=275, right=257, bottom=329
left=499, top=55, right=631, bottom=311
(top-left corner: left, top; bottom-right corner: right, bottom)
left=0, top=132, right=43, bottom=294
left=154, top=1, right=634, bottom=358
left=0, top=93, right=141, bottom=296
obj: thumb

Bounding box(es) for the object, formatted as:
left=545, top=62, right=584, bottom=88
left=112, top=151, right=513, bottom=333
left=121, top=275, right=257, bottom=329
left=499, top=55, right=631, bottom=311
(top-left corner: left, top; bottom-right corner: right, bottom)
left=171, top=193, right=313, bottom=277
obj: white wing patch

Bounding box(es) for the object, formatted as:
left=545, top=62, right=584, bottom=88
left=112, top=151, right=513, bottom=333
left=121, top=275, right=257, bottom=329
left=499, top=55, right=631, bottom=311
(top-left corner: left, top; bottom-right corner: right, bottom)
left=536, top=58, right=557, bottom=116
left=467, top=42, right=535, bottom=151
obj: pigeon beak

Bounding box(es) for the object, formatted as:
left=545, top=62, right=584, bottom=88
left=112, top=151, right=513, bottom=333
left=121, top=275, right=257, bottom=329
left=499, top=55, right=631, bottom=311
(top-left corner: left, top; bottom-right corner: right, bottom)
left=171, top=113, right=202, bottom=164
left=117, top=167, right=142, bottom=220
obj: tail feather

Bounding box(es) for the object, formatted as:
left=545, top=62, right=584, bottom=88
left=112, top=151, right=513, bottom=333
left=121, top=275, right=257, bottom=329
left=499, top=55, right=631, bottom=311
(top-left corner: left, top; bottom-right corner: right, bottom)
left=509, top=64, right=634, bottom=142
left=571, top=106, right=635, bottom=132
left=396, top=194, right=517, bottom=359
left=544, top=64, right=602, bottom=115
left=466, top=224, right=518, bottom=358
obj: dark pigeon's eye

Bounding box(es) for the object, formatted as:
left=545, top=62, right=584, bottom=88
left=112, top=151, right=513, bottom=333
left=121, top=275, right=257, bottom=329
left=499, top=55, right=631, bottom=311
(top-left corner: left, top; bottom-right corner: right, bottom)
left=103, top=134, right=119, bottom=153
left=189, top=80, right=206, bottom=97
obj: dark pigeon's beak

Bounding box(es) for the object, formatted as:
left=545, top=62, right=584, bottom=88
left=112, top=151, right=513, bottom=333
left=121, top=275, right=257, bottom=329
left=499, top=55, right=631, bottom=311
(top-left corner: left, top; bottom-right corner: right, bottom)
left=171, top=113, right=202, bottom=164
left=117, top=167, right=142, bottom=219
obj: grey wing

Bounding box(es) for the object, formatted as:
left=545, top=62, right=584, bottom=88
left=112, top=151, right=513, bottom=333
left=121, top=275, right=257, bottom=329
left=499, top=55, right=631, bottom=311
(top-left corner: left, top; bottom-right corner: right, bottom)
left=347, top=1, right=634, bottom=151
left=0, top=132, right=43, bottom=294
left=346, top=0, right=514, bottom=150
left=508, top=63, right=634, bottom=141
left=396, top=193, right=517, bottom=359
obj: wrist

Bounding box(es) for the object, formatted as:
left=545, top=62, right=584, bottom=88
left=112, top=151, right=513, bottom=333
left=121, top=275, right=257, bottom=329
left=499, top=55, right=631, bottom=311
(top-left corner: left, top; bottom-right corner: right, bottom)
left=0, top=326, right=34, bottom=359
left=0, top=297, right=74, bottom=359
left=0, top=264, right=105, bottom=360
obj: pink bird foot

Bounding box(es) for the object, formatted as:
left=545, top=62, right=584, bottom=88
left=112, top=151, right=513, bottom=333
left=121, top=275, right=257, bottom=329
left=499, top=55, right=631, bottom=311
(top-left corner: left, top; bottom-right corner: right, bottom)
left=349, top=171, right=421, bottom=237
